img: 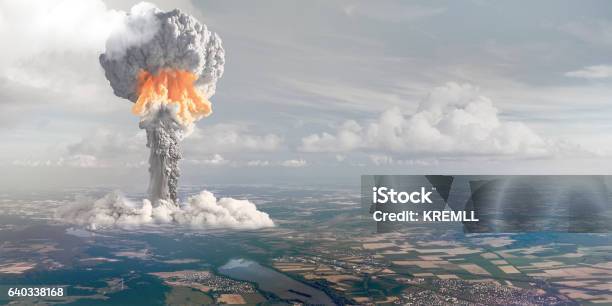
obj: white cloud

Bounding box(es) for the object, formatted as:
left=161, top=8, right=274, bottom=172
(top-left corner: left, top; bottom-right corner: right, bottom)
left=565, top=65, right=612, bottom=79
left=124, top=160, right=147, bottom=168
left=63, top=124, right=283, bottom=168
left=12, top=159, right=55, bottom=167
left=187, top=123, right=283, bottom=153
left=60, top=154, right=105, bottom=168
left=56, top=190, right=275, bottom=230
left=369, top=154, right=393, bottom=166
left=300, top=120, right=363, bottom=153
left=68, top=128, right=144, bottom=158
left=0, top=0, right=133, bottom=128
left=186, top=154, right=229, bottom=166
left=183, top=156, right=309, bottom=168
left=280, top=159, right=307, bottom=168
left=0, top=0, right=126, bottom=97
left=246, top=160, right=271, bottom=167
left=243, top=159, right=307, bottom=168
left=368, top=154, right=437, bottom=166
left=13, top=154, right=105, bottom=168
left=0, top=0, right=123, bottom=69
left=300, top=83, right=581, bottom=158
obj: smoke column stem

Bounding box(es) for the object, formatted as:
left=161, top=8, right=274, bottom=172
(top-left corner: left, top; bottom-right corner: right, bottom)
left=141, top=107, right=183, bottom=204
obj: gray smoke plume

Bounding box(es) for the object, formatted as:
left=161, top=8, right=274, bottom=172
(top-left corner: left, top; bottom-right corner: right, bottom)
left=98, top=3, right=225, bottom=204
left=143, top=108, right=184, bottom=205
left=140, top=106, right=185, bottom=204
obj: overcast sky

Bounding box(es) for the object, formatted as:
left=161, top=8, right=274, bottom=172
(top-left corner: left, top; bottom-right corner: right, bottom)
left=1, top=0, right=612, bottom=190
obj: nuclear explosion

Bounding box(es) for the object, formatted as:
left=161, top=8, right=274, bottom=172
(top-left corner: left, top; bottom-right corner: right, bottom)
left=99, top=4, right=224, bottom=205
left=56, top=3, right=273, bottom=230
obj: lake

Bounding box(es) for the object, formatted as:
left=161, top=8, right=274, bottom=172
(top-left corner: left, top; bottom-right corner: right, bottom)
left=219, top=258, right=334, bottom=305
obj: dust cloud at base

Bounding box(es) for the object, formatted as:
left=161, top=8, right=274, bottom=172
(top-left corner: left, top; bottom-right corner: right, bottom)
left=56, top=190, right=274, bottom=231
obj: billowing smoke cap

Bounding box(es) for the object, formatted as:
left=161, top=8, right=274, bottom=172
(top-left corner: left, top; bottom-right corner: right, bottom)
left=99, top=3, right=225, bottom=102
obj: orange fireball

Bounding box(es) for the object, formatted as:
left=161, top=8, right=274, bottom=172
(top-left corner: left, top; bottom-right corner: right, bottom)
left=133, top=69, right=212, bottom=124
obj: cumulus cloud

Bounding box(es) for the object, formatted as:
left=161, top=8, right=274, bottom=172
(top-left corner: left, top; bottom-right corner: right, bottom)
left=280, top=159, right=308, bottom=168
left=368, top=154, right=437, bottom=166
left=185, top=158, right=307, bottom=168
left=300, top=120, right=363, bottom=153
left=245, top=160, right=308, bottom=167
left=186, top=124, right=283, bottom=153
left=0, top=0, right=129, bottom=126
left=64, top=123, right=283, bottom=167
left=300, top=83, right=577, bottom=158
left=68, top=129, right=144, bottom=158
left=0, top=0, right=123, bottom=69
left=12, top=154, right=105, bottom=168
left=369, top=154, right=393, bottom=166
left=60, top=154, right=106, bottom=168
left=186, top=154, right=229, bottom=166
left=56, top=190, right=274, bottom=230
left=565, top=65, right=612, bottom=79
left=246, top=160, right=271, bottom=167
left=0, top=0, right=133, bottom=96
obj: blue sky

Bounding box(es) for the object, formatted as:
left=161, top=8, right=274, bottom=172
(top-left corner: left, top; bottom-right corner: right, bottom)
left=1, top=0, right=612, bottom=189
